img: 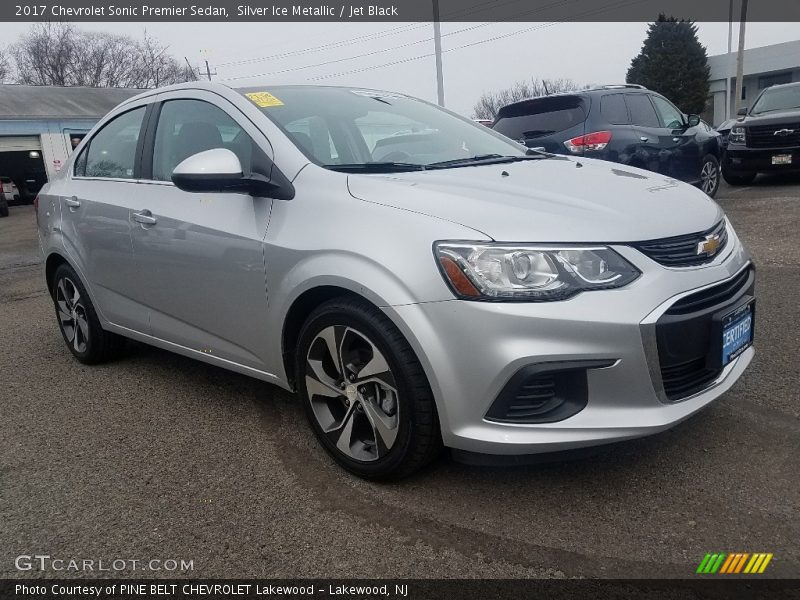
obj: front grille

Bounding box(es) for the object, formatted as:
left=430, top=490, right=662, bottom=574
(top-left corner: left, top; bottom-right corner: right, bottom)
left=747, top=122, right=800, bottom=148
left=660, top=358, right=721, bottom=400
left=667, top=267, right=753, bottom=316
left=634, top=220, right=728, bottom=268
left=656, top=266, right=755, bottom=402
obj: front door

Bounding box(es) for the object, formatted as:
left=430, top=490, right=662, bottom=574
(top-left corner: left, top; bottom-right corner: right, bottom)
left=129, top=97, right=274, bottom=370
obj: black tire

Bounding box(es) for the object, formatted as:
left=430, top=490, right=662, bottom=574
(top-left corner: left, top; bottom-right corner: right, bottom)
left=0, top=200, right=8, bottom=218
left=697, top=154, right=721, bottom=197
left=296, top=297, right=442, bottom=480
left=51, top=263, right=124, bottom=364
left=722, top=168, right=757, bottom=186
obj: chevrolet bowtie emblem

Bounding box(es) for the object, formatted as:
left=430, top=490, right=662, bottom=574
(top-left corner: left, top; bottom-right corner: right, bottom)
left=697, top=234, right=721, bottom=256
left=774, top=128, right=795, bottom=136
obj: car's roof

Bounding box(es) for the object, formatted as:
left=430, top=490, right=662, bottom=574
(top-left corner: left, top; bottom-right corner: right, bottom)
left=496, top=85, right=650, bottom=114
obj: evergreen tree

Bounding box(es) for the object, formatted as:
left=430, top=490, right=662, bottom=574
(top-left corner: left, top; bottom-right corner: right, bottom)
left=627, top=14, right=711, bottom=115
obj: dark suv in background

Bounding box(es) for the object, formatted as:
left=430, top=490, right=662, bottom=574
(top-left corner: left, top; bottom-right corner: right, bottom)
left=723, top=81, right=800, bottom=185
left=492, top=85, right=723, bottom=197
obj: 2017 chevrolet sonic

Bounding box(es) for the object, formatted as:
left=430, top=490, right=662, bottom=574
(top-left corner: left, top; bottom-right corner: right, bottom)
left=36, top=83, right=755, bottom=479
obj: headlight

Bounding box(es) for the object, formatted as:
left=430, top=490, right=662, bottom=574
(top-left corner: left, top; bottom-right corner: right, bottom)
left=729, top=126, right=746, bottom=145
left=435, top=242, right=640, bottom=301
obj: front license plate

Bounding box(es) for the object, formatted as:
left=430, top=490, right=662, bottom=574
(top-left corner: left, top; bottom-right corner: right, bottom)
left=721, top=303, right=754, bottom=366
left=772, top=154, right=792, bottom=165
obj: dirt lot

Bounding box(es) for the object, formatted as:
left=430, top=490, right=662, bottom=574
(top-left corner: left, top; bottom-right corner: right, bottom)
left=1, top=177, right=799, bottom=579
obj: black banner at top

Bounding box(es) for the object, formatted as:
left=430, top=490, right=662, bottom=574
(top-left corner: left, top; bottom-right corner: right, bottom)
left=3, top=0, right=800, bottom=22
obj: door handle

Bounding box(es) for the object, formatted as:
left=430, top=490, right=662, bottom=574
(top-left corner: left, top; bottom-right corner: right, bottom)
left=640, top=136, right=649, bottom=142
left=64, top=196, right=81, bottom=210
left=673, top=137, right=681, bottom=142
left=133, top=210, right=157, bottom=226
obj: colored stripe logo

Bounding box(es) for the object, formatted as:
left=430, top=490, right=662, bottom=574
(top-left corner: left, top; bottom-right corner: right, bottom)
left=696, top=553, right=773, bottom=574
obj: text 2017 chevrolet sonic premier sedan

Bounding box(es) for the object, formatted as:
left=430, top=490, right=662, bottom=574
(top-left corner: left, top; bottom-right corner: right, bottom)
left=37, top=83, right=755, bottom=479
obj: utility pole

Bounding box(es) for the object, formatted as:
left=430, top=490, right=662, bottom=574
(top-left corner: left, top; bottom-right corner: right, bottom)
left=734, top=0, right=748, bottom=115
left=725, top=0, right=733, bottom=120
left=432, top=0, right=445, bottom=107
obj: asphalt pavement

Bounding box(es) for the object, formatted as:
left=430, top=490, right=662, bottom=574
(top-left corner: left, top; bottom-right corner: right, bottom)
left=1, top=176, right=799, bottom=579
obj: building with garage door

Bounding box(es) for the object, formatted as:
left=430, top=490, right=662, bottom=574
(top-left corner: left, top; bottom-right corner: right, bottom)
left=0, top=85, right=140, bottom=202
left=705, top=39, right=800, bottom=126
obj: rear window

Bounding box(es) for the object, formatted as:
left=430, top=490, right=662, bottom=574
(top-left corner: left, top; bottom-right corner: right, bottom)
left=493, top=96, right=587, bottom=141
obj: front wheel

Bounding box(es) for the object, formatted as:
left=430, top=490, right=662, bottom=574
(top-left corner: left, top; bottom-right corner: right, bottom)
left=51, top=263, right=124, bottom=364
left=698, top=154, right=721, bottom=197
left=296, top=297, right=441, bottom=480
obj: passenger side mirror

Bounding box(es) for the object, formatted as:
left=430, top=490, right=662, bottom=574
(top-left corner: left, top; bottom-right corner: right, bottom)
left=171, top=148, right=294, bottom=200
left=686, top=114, right=701, bottom=128
left=737, top=107, right=748, bottom=116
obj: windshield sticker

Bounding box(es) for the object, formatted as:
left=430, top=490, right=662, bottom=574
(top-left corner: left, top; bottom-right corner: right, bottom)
left=245, top=92, right=284, bottom=107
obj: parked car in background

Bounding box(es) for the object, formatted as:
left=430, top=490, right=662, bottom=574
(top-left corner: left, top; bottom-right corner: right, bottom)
left=38, top=82, right=754, bottom=479
left=492, top=85, right=723, bottom=197
left=716, top=118, right=740, bottom=148
left=1, top=177, right=21, bottom=203
left=723, top=81, right=800, bottom=185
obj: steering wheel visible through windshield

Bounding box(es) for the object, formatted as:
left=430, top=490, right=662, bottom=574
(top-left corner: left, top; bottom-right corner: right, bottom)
left=239, top=86, right=526, bottom=170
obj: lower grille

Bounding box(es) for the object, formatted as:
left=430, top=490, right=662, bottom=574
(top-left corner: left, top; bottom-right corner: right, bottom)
left=747, top=123, right=800, bottom=148
left=634, top=220, right=728, bottom=268
left=660, top=358, right=721, bottom=400
left=656, top=266, right=755, bottom=402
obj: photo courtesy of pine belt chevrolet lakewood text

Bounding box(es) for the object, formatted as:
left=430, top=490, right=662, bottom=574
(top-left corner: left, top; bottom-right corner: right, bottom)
left=36, top=83, right=755, bottom=479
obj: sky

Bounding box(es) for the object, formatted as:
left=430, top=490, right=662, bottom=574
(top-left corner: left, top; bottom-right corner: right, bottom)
left=2, top=21, right=799, bottom=116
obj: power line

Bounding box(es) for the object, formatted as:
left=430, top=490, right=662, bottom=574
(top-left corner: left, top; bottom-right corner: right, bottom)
left=308, top=0, right=649, bottom=82
left=215, top=0, right=531, bottom=69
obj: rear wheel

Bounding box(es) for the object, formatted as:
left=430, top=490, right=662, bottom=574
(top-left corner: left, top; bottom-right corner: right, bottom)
left=698, top=154, right=720, bottom=197
left=296, top=297, right=441, bottom=480
left=51, top=263, right=124, bottom=364
left=722, top=168, right=756, bottom=186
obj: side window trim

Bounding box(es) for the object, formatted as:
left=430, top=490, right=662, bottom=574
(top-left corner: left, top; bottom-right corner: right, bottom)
left=139, top=101, right=163, bottom=181
left=73, top=105, right=149, bottom=181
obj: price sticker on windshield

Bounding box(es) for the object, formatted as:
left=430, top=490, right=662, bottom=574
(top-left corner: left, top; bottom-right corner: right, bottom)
left=245, top=92, right=284, bottom=107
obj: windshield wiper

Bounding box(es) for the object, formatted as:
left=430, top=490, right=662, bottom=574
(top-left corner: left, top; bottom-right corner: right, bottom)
left=425, top=154, right=548, bottom=169
left=325, top=162, right=427, bottom=173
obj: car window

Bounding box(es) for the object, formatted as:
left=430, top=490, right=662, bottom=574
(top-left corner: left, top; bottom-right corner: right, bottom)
left=651, top=95, right=685, bottom=129
left=152, top=99, right=254, bottom=182
left=625, top=94, right=660, bottom=128
left=493, top=95, right=587, bottom=140
left=285, top=116, right=341, bottom=163
left=79, top=107, right=146, bottom=179
left=600, top=94, right=629, bottom=125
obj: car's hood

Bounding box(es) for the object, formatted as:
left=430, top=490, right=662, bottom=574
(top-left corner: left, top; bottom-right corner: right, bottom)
left=346, top=157, right=723, bottom=242
left=742, top=109, right=800, bottom=124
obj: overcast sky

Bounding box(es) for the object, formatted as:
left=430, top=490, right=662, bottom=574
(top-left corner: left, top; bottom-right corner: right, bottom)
left=3, top=21, right=799, bottom=115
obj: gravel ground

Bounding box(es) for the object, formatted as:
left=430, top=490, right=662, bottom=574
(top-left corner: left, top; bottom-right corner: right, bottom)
left=1, top=176, right=799, bottom=580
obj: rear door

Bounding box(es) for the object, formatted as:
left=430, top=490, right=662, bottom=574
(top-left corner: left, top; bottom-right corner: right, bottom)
left=63, top=104, right=150, bottom=331
left=492, top=95, right=587, bottom=154
left=625, top=92, right=676, bottom=176
left=129, top=92, right=275, bottom=370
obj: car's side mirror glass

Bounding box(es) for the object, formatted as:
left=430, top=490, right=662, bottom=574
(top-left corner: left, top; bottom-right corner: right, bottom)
left=172, top=148, right=245, bottom=193
left=737, top=107, right=748, bottom=116
left=686, top=114, right=701, bottom=128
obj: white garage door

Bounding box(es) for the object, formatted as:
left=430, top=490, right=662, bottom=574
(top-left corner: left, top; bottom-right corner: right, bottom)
left=0, top=136, right=42, bottom=152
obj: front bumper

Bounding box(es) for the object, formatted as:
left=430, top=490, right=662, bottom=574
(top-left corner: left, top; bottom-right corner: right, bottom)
left=387, top=229, right=754, bottom=455
left=724, top=146, right=800, bottom=173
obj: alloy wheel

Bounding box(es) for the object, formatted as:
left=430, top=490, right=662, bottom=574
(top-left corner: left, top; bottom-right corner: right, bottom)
left=701, top=160, right=719, bottom=195
left=305, top=325, right=400, bottom=462
left=55, top=277, right=89, bottom=354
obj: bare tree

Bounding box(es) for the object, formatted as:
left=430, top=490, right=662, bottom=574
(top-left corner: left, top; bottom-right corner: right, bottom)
left=10, top=23, right=196, bottom=88
left=473, top=78, right=583, bottom=120
left=0, top=47, right=9, bottom=82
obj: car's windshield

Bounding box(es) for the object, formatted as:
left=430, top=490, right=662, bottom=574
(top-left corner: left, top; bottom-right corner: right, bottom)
left=751, top=85, right=800, bottom=115
left=239, top=86, right=525, bottom=170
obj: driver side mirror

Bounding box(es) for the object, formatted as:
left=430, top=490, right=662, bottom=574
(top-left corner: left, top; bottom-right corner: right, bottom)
left=737, top=107, right=748, bottom=116
left=171, top=148, right=294, bottom=200
left=686, top=114, right=701, bottom=128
